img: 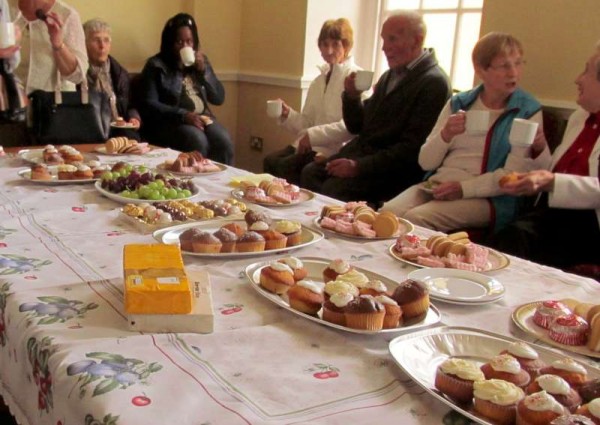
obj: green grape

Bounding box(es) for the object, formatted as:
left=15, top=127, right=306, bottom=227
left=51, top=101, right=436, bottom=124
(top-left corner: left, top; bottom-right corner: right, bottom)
left=101, top=171, right=112, bottom=181
left=119, top=169, right=129, bottom=177
left=112, top=172, right=121, bottom=180
left=166, top=188, right=178, bottom=199
left=129, top=192, right=140, bottom=199
left=120, top=190, right=132, bottom=198
left=138, top=166, right=147, bottom=173
left=147, top=182, right=158, bottom=190
left=149, top=190, right=161, bottom=200
left=155, top=179, right=165, bottom=188
left=182, top=189, right=192, bottom=198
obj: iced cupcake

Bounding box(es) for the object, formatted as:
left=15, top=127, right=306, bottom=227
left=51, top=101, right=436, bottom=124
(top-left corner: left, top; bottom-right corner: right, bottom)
left=434, top=358, right=485, bottom=404
left=473, top=379, right=525, bottom=425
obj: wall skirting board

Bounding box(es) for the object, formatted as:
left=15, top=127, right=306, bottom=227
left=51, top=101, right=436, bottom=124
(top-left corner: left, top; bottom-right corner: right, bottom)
left=218, top=70, right=315, bottom=89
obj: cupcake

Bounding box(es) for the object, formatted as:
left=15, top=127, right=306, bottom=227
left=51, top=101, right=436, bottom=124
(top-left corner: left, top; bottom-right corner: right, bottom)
left=221, top=222, right=245, bottom=237
left=57, top=164, right=77, bottom=180
left=191, top=231, right=222, bottom=253
left=236, top=231, right=266, bottom=252
left=501, top=342, right=547, bottom=378
left=359, top=279, right=388, bottom=297
left=259, top=262, right=295, bottom=294
left=550, top=414, right=596, bottom=425
left=391, top=279, right=430, bottom=319
left=31, top=164, right=53, bottom=181
left=322, top=292, right=353, bottom=326
left=481, top=354, right=531, bottom=388
left=374, top=295, right=402, bottom=329
left=527, top=374, right=582, bottom=413
left=579, top=379, right=600, bottom=403
left=516, top=391, right=566, bottom=425
left=334, top=269, right=370, bottom=289
left=548, top=314, right=589, bottom=346
left=324, top=280, right=359, bottom=301
left=473, top=379, right=525, bottom=425
left=213, top=228, right=237, bottom=253
left=575, top=398, right=600, bottom=424
left=277, top=257, right=308, bottom=282
left=244, top=210, right=272, bottom=227
left=344, top=295, right=385, bottom=331
left=323, top=259, right=352, bottom=282
left=534, top=301, right=572, bottom=329
left=248, top=220, right=270, bottom=236
left=179, top=227, right=202, bottom=252
left=434, top=358, right=485, bottom=404
left=540, top=359, right=588, bottom=387
left=286, top=279, right=325, bottom=315
left=262, top=230, right=287, bottom=250
left=273, top=220, right=302, bottom=246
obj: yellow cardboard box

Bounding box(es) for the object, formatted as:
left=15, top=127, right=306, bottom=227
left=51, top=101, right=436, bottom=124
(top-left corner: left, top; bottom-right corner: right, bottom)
left=123, top=244, right=193, bottom=314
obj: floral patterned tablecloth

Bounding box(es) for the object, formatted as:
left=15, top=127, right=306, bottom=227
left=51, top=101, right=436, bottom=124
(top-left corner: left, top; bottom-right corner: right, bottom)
left=0, top=148, right=598, bottom=425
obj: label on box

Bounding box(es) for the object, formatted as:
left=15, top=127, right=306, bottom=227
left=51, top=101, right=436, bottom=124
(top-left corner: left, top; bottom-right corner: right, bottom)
left=157, top=277, right=180, bottom=285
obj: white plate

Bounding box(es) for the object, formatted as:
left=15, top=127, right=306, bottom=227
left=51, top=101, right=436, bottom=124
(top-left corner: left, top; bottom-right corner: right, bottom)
left=314, top=216, right=414, bottom=241
left=389, top=326, right=600, bottom=425
left=18, top=167, right=97, bottom=184
left=231, top=188, right=314, bottom=208
left=245, top=257, right=442, bottom=334
left=153, top=219, right=324, bottom=258
left=18, top=148, right=98, bottom=165
left=94, top=180, right=199, bottom=204
left=388, top=242, right=510, bottom=272
left=110, top=122, right=137, bottom=129
left=155, top=162, right=227, bottom=176
left=512, top=301, right=600, bottom=359
left=408, top=268, right=504, bottom=305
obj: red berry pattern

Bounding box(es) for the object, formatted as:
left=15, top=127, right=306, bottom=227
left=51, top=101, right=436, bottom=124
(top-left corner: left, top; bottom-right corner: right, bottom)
left=307, top=363, right=340, bottom=380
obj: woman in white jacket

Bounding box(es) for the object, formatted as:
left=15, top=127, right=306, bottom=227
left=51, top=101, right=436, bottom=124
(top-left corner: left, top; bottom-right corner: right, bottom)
left=489, top=42, right=600, bottom=270
left=263, top=18, right=366, bottom=185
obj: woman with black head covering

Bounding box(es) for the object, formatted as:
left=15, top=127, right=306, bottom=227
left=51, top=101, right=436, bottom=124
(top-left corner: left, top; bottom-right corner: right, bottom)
left=139, top=13, right=233, bottom=164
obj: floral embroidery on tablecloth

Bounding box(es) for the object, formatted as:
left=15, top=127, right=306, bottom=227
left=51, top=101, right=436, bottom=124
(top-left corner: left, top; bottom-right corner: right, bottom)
left=84, top=413, right=120, bottom=425
left=19, top=296, right=98, bottom=325
left=0, top=226, right=16, bottom=240
left=306, top=363, right=340, bottom=379
left=0, top=281, right=12, bottom=346
left=0, top=254, right=52, bottom=275
left=27, top=336, right=57, bottom=413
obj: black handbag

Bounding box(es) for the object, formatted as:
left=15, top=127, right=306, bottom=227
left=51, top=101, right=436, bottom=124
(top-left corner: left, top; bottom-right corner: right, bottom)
left=0, top=59, right=27, bottom=123
left=29, top=72, right=111, bottom=144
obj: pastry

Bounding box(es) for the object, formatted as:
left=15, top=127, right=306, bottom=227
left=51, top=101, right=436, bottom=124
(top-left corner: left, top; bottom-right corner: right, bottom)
left=540, top=359, right=588, bottom=387
left=473, top=379, right=525, bottom=425
left=435, top=358, right=485, bottom=404
left=272, top=220, right=302, bottom=246
left=390, top=278, right=430, bottom=319
left=526, top=374, right=582, bottom=413
left=372, top=211, right=399, bottom=238
left=501, top=342, right=548, bottom=378
left=359, top=279, right=388, bottom=297
left=221, top=222, right=245, bottom=237
left=286, top=279, right=325, bottom=315
left=322, top=292, right=353, bottom=326
left=261, top=230, right=287, bottom=250
left=236, top=231, right=266, bottom=252
left=191, top=231, right=222, bottom=254
left=57, top=164, right=77, bottom=180
left=579, top=379, right=600, bottom=403
left=550, top=414, right=596, bottom=425
left=334, top=269, right=370, bottom=289
left=74, top=164, right=93, bottom=179
left=244, top=210, right=272, bottom=227
left=30, top=164, right=53, bottom=181
left=588, top=312, right=600, bottom=352
left=548, top=314, right=589, bottom=346
left=533, top=300, right=572, bottom=329
left=516, top=391, right=567, bottom=425
left=324, top=280, right=359, bottom=301
left=277, top=257, right=308, bottom=281
left=248, top=220, right=270, bottom=236
left=322, top=259, right=352, bottom=283
left=42, top=146, right=63, bottom=164
left=481, top=354, right=531, bottom=388
left=374, top=295, right=402, bottom=328
left=212, top=228, right=237, bottom=253
left=575, top=398, right=600, bottom=424
left=178, top=227, right=203, bottom=252
left=259, top=262, right=295, bottom=294
left=344, top=295, right=385, bottom=331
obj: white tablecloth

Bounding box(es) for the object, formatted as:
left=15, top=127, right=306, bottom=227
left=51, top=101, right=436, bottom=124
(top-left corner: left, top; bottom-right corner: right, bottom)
left=0, top=148, right=598, bottom=425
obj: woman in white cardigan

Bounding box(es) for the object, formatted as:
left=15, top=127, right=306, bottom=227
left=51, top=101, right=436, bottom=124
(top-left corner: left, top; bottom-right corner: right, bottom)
left=489, top=42, right=600, bottom=270
left=263, top=18, right=367, bottom=185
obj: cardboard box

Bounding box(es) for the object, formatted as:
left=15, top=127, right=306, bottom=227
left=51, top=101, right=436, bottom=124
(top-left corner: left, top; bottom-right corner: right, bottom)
left=123, top=244, right=193, bottom=315
left=127, top=270, right=214, bottom=334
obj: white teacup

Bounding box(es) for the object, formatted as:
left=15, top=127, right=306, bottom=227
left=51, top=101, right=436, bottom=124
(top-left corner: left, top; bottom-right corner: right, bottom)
left=179, top=46, right=195, bottom=67
left=509, top=118, right=538, bottom=146
left=465, top=110, right=490, bottom=135
left=354, top=70, right=374, bottom=91
left=266, top=99, right=283, bottom=118
left=0, top=23, right=16, bottom=49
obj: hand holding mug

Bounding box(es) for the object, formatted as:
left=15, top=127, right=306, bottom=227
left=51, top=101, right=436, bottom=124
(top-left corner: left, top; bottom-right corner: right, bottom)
left=343, top=73, right=361, bottom=99
left=440, top=110, right=466, bottom=143
left=195, top=49, right=206, bottom=72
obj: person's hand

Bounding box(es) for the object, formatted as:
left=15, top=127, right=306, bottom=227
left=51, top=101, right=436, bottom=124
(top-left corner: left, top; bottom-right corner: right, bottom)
left=440, top=110, right=466, bottom=142
left=44, top=11, right=65, bottom=50
left=183, top=112, right=205, bottom=130
left=128, top=118, right=141, bottom=129
left=325, top=158, right=358, bottom=178
left=343, top=73, right=361, bottom=99
left=296, top=134, right=312, bottom=155
left=195, top=49, right=206, bottom=73
left=530, top=127, right=548, bottom=158
left=281, top=101, right=290, bottom=119
left=500, top=170, right=554, bottom=196
left=432, top=181, right=463, bottom=201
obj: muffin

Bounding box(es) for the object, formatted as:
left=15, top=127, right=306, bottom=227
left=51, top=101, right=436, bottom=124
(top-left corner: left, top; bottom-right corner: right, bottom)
left=323, top=259, right=352, bottom=282
left=248, top=220, right=270, bottom=236
left=74, top=164, right=93, bottom=179
left=178, top=227, right=202, bottom=252
left=526, top=374, right=582, bottom=413
left=473, top=379, right=525, bottom=425
left=334, top=269, right=370, bottom=289
left=262, top=230, right=287, bottom=250
left=277, top=257, right=308, bottom=282
left=391, top=279, right=430, bottom=319
left=516, top=391, right=567, bottom=425
left=548, top=314, right=589, bottom=346
left=322, top=292, right=353, bottom=326
left=286, top=279, right=325, bottom=315
left=324, top=280, right=359, bottom=301
left=374, top=295, right=402, bottom=329
left=259, top=262, right=295, bottom=294
left=344, top=295, right=385, bottom=331
left=550, top=414, right=596, bottom=425
left=191, top=231, right=222, bottom=253
left=434, top=358, right=485, bottom=404
left=501, top=342, right=547, bottom=378
left=540, top=359, right=588, bottom=387
left=236, top=231, right=266, bottom=252
left=575, top=398, right=600, bottom=424
left=580, top=379, right=600, bottom=403
left=213, top=228, right=237, bottom=253
left=244, top=210, right=272, bottom=227
left=57, top=164, right=77, bottom=180
left=221, top=222, right=245, bottom=237
left=481, top=354, right=531, bottom=388
left=534, top=301, right=572, bottom=329
left=31, top=164, right=53, bottom=181
left=273, top=220, right=302, bottom=246
left=359, top=279, right=388, bottom=297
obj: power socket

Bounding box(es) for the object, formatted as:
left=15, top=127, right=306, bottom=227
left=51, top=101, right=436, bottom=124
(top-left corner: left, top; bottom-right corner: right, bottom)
left=250, top=136, right=263, bottom=151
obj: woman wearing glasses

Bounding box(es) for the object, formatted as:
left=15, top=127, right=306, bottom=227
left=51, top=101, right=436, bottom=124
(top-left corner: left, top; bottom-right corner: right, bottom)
left=382, top=32, right=551, bottom=234
left=139, top=13, right=233, bottom=164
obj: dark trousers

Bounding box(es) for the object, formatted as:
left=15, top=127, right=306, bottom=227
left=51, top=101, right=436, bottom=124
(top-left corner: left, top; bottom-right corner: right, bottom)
left=263, top=145, right=316, bottom=185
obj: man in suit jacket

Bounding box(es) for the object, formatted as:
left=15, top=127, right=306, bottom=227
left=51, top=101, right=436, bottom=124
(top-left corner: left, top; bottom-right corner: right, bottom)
left=301, top=11, right=451, bottom=207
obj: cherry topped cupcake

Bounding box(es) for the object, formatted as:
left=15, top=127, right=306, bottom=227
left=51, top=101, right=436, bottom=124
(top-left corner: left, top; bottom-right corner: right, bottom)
left=501, top=342, right=547, bottom=378
left=481, top=354, right=531, bottom=388
left=534, top=300, right=572, bottom=329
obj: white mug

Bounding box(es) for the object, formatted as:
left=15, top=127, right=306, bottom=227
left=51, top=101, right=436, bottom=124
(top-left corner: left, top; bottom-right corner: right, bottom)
left=509, top=118, right=538, bottom=146
left=0, top=23, right=16, bottom=49
left=179, top=46, right=195, bottom=67
left=266, top=99, right=283, bottom=118
left=354, top=70, right=374, bottom=91
left=465, top=110, right=490, bottom=135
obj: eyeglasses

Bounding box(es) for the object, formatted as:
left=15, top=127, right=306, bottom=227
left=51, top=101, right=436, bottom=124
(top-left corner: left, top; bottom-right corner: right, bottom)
left=488, top=60, right=526, bottom=72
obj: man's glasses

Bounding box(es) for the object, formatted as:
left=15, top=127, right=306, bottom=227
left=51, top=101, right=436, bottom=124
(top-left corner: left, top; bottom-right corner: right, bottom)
left=488, top=60, right=526, bottom=72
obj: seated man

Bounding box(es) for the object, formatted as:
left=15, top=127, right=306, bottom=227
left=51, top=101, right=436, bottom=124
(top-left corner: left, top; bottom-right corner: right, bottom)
left=300, top=10, right=451, bottom=207
left=487, top=41, right=600, bottom=271
left=83, top=18, right=141, bottom=140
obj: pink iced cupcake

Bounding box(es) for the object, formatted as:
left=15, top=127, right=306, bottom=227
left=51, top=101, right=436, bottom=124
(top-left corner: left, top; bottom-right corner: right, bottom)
left=549, top=314, right=589, bottom=346
left=534, top=301, right=572, bottom=329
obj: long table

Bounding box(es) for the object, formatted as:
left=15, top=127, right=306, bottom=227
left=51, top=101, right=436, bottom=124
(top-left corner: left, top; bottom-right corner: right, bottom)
left=0, top=147, right=598, bottom=425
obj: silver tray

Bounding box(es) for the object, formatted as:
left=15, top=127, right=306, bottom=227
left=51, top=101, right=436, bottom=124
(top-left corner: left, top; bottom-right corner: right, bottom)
left=245, top=256, right=441, bottom=334
left=389, top=326, right=600, bottom=425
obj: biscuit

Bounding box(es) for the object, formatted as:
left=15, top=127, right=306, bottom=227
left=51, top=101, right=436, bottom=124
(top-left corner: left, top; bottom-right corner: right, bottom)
left=372, top=214, right=399, bottom=238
